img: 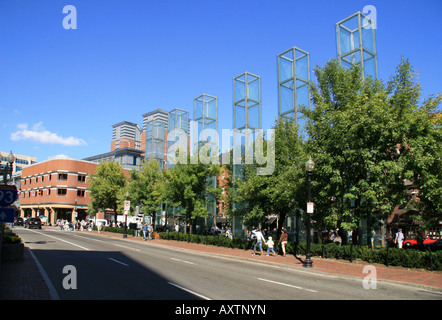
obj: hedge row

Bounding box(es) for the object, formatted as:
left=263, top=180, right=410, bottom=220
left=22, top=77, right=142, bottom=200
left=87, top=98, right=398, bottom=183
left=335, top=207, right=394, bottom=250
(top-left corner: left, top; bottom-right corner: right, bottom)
left=158, top=232, right=442, bottom=271
left=2, top=230, right=22, bottom=244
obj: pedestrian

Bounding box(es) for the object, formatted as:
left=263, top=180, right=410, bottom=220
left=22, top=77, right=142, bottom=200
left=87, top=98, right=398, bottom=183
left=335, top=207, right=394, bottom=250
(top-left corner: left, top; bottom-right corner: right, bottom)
left=278, top=229, right=288, bottom=257
left=395, top=228, right=404, bottom=249
left=226, top=227, right=233, bottom=239
left=142, top=223, right=148, bottom=241
left=252, top=228, right=265, bottom=256
left=148, top=224, right=153, bottom=240
left=266, top=236, right=276, bottom=256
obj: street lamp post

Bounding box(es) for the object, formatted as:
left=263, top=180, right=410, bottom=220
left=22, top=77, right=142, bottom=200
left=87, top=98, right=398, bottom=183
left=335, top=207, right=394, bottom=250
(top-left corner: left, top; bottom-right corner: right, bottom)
left=303, top=156, right=315, bottom=268
left=123, top=191, right=129, bottom=238
left=1, top=151, right=15, bottom=184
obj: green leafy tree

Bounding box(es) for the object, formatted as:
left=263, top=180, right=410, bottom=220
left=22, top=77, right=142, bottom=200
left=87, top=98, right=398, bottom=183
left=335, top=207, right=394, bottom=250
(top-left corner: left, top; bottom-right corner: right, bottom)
left=88, top=161, right=127, bottom=224
left=228, top=117, right=307, bottom=236
left=302, top=58, right=441, bottom=243
left=165, top=155, right=220, bottom=233
left=388, top=61, right=442, bottom=230
left=127, top=159, right=166, bottom=228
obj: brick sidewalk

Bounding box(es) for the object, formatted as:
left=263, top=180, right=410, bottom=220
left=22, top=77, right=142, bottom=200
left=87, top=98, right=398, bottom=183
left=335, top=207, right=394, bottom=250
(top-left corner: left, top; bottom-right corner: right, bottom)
left=1, top=230, right=441, bottom=300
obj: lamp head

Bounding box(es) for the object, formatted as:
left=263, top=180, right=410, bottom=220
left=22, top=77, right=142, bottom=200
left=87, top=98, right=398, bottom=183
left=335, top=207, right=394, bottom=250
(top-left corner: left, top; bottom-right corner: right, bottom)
left=305, top=156, right=315, bottom=172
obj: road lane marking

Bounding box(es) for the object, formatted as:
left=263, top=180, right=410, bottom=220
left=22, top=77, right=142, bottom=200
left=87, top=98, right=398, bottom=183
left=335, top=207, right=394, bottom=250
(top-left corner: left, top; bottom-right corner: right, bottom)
left=167, top=282, right=211, bottom=300
left=25, top=229, right=90, bottom=251
left=171, top=257, right=195, bottom=265
left=73, top=234, right=141, bottom=252
left=258, top=278, right=318, bottom=293
left=108, top=257, right=130, bottom=267
left=28, top=248, right=60, bottom=300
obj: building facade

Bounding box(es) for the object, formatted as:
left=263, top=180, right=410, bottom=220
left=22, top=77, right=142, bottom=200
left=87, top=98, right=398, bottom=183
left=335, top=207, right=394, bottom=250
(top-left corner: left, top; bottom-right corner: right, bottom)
left=111, top=121, right=142, bottom=151
left=19, top=158, right=98, bottom=225
left=1, top=151, right=37, bottom=184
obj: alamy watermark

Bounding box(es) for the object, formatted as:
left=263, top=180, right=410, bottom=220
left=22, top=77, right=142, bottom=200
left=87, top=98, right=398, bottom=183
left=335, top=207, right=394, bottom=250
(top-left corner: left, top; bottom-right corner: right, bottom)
left=167, top=128, right=275, bottom=175
left=362, top=265, right=377, bottom=289
left=62, top=5, right=77, bottom=30
left=362, top=5, right=377, bottom=29
left=62, top=265, right=77, bottom=290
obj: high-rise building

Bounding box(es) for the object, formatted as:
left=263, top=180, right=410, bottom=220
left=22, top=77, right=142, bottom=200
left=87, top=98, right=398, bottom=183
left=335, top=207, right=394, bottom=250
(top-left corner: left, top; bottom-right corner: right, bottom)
left=1, top=151, right=37, bottom=184
left=110, top=121, right=142, bottom=151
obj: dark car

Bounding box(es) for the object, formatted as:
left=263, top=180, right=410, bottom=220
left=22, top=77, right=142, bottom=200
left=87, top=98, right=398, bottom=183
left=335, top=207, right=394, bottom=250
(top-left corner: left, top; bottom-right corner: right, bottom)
left=14, top=217, right=24, bottom=226
left=425, top=239, right=442, bottom=251
left=25, top=217, right=42, bottom=229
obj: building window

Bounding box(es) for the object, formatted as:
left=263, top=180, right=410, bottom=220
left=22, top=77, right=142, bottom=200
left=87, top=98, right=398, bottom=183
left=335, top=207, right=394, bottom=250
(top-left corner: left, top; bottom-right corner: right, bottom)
left=77, top=189, right=85, bottom=197
left=78, top=174, right=86, bottom=183
left=58, top=173, right=68, bottom=181
left=47, top=189, right=51, bottom=196
left=57, top=188, right=67, bottom=196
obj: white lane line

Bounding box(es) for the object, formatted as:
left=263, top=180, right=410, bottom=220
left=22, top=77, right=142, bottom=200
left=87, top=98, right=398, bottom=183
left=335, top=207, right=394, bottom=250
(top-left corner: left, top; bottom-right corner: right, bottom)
left=25, top=229, right=90, bottom=251
left=73, top=234, right=141, bottom=252
left=27, top=248, right=60, bottom=300
left=258, top=278, right=318, bottom=293
left=167, top=282, right=211, bottom=300
left=109, top=257, right=130, bottom=267
left=171, top=257, right=195, bottom=265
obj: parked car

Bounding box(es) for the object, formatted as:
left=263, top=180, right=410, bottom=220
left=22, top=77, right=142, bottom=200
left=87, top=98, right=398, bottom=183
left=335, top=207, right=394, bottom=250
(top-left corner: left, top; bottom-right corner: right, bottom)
left=425, top=239, right=442, bottom=251
left=25, top=217, right=42, bottom=229
left=14, top=217, right=24, bottom=226
left=403, top=237, right=436, bottom=248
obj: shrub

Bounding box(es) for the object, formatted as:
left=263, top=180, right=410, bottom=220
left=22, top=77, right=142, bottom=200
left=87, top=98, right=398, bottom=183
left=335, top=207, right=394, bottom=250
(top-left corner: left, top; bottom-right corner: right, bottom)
left=157, top=232, right=441, bottom=270
left=2, top=232, right=22, bottom=244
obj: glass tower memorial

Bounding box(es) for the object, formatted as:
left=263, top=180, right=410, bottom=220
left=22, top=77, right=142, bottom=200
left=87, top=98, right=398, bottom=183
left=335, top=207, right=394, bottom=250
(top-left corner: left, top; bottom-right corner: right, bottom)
left=277, top=46, right=311, bottom=131
left=336, top=11, right=378, bottom=80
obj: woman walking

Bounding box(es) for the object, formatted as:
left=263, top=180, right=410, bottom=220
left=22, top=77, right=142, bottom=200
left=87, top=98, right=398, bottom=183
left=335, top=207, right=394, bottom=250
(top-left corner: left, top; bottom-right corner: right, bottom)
left=278, top=229, right=288, bottom=257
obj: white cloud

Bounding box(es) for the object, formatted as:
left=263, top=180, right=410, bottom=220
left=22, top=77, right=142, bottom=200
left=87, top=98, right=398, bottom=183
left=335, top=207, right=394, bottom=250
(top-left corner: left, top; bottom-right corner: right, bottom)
left=48, top=154, right=71, bottom=160
left=11, top=122, right=87, bottom=146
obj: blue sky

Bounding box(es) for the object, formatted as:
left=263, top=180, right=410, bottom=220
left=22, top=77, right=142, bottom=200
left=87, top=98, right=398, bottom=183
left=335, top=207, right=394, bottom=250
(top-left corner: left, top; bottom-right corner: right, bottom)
left=1, top=0, right=441, bottom=162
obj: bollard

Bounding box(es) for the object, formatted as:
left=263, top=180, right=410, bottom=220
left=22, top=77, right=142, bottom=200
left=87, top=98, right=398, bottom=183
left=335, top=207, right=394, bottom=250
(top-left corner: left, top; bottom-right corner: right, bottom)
left=429, top=245, right=433, bottom=271
left=350, top=243, right=353, bottom=263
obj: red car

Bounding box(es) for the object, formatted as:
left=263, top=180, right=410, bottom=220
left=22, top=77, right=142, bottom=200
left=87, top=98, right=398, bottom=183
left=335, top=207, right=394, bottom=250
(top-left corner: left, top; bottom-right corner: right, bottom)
left=403, top=237, right=436, bottom=248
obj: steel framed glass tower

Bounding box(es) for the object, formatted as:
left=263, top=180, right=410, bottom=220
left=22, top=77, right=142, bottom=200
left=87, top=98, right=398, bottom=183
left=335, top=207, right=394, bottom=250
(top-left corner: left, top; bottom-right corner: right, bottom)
left=231, top=72, right=262, bottom=237
left=167, top=108, right=190, bottom=167
left=278, top=46, right=311, bottom=130
left=193, top=94, right=218, bottom=152
left=233, top=72, right=261, bottom=134
left=193, top=94, right=218, bottom=232
left=336, top=11, right=378, bottom=80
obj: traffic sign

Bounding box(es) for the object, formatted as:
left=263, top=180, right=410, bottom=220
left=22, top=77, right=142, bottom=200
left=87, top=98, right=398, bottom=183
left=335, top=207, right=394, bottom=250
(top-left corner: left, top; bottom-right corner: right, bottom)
left=0, top=185, right=18, bottom=207
left=0, top=208, right=15, bottom=223
left=124, top=200, right=130, bottom=211
left=307, top=202, right=314, bottom=214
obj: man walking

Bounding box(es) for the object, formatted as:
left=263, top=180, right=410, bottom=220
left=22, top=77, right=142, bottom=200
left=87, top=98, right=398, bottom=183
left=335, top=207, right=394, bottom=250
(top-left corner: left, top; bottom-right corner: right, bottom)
left=142, top=223, right=148, bottom=241
left=148, top=224, right=153, bottom=240
left=252, top=228, right=265, bottom=256
left=395, top=228, right=404, bottom=249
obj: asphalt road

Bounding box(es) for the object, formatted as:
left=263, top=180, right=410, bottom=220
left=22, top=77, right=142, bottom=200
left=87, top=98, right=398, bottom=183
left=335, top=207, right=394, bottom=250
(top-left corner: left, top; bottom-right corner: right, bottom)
left=13, top=227, right=442, bottom=301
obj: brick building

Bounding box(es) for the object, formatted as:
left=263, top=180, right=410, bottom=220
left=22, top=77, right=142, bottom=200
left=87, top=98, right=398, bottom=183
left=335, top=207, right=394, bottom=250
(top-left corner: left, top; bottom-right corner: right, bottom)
left=19, top=157, right=98, bottom=225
